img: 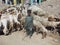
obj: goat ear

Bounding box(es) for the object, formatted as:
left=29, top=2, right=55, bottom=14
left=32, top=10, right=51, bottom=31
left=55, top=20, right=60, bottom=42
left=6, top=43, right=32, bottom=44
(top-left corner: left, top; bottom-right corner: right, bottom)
left=1, top=23, right=4, bottom=29
left=0, top=12, right=2, bottom=16
left=0, top=11, right=2, bottom=18
left=0, top=15, right=1, bottom=18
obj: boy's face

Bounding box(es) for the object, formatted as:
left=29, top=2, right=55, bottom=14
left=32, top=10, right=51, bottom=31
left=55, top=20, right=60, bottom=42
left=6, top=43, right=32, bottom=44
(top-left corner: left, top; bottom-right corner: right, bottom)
left=27, top=10, right=31, bottom=16
left=28, top=12, right=31, bottom=16
left=28, top=12, right=32, bottom=16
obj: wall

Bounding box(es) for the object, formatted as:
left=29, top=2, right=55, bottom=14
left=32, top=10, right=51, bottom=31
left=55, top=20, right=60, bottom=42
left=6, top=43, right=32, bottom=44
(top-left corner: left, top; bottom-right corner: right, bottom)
left=14, top=0, right=16, bottom=5
left=30, top=0, right=42, bottom=5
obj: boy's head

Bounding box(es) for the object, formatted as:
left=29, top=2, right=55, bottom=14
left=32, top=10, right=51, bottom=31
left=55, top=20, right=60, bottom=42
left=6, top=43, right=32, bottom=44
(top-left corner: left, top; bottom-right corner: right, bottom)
left=27, top=10, right=31, bottom=16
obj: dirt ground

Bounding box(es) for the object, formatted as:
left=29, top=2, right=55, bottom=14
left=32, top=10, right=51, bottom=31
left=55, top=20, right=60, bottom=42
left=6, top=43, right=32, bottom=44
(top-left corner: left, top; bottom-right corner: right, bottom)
left=0, top=0, right=60, bottom=45
left=0, top=30, right=60, bottom=45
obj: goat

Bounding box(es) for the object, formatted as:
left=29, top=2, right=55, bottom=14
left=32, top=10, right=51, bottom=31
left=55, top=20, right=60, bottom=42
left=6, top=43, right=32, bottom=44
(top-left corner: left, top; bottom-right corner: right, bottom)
left=1, top=18, right=9, bottom=35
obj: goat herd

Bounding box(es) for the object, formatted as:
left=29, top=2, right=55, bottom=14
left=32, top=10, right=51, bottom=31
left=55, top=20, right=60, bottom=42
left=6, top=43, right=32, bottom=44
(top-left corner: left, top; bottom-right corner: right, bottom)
left=0, top=5, right=60, bottom=39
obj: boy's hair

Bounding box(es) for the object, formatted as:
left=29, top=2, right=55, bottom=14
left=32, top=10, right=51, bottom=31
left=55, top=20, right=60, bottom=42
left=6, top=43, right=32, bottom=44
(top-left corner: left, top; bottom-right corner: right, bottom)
left=27, top=10, right=31, bottom=13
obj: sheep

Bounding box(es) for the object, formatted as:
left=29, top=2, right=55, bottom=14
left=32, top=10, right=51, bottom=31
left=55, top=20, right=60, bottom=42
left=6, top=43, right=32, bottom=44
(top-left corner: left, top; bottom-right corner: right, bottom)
left=22, top=7, right=27, bottom=16
left=7, top=15, right=14, bottom=32
left=33, top=15, right=60, bottom=27
left=48, top=16, right=56, bottom=21
left=33, top=15, right=60, bottom=35
left=0, top=11, right=2, bottom=19
left=0, top=13, right=9, bottom=35
left=20, top=16, right=26, bottom=31
left=17, top=11, right=22, bottom=22
left=1, top=18, right=9, bottom=35
left=7, top=14, right=21, bottom=31
left=55, top=23, right=60, bottom=35
left=48, top=16, right=60, bottom=22
left=33, top=20, right=47, bottom=39
left=0, top=13, right=21, bottom=35
left=20, top=16, right=47, bottom=39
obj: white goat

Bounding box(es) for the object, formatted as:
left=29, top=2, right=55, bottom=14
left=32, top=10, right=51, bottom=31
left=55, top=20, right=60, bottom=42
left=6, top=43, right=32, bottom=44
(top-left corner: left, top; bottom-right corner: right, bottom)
left=1, top=17, right=9, bottom=35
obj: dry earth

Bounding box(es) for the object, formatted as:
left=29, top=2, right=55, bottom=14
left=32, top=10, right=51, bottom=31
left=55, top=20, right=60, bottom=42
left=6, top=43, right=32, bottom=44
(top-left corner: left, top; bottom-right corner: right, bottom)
left=0, top=30, right=60, bottom=45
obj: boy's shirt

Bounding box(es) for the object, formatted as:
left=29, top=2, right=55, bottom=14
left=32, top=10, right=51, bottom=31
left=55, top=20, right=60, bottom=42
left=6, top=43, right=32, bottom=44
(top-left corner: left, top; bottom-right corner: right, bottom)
left=24, top=16, right=33, bottom=30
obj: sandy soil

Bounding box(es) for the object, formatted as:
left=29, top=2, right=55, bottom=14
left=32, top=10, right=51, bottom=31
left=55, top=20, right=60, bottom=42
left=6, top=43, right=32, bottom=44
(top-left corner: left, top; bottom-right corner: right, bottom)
left=0, top=30, right=60, bottom=45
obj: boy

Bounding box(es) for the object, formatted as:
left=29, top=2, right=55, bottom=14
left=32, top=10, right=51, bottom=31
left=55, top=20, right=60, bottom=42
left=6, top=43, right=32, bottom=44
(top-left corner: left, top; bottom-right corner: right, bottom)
left=24, top=10, right=33, bottom=38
